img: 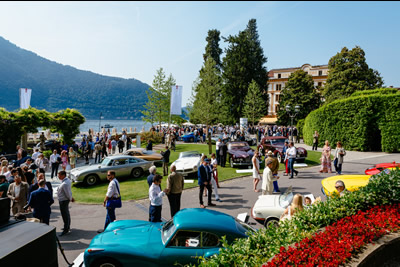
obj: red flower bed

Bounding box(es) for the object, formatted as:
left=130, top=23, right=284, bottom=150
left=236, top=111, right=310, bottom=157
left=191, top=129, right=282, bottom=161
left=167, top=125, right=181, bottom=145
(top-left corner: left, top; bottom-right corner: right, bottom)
left=264, top=204, right=400, bottom=267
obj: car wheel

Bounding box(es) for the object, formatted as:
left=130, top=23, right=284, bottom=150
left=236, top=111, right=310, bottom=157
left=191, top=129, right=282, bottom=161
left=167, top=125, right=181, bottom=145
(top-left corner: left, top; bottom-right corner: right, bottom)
left=296, top=159, right=305, bottom=163
left=230, top=158, right=234, bottom=168
left=92, top=257, right=122, bottom=267
left=258, top=147, right=264, bottom=156
left=131, top=168, right=144, bottom=178
left=276, top=153, right=282, bottom=163
left=264, top=218, right=279, bottom=228
left=84, top=174, right=99, bottom=186
left=189, top=137, right=194, bottom=142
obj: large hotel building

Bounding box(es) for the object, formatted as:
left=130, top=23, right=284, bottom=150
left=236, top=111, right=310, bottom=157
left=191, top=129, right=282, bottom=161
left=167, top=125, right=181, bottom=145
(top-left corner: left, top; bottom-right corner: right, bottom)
left=260, top=64, right=329, bottom=124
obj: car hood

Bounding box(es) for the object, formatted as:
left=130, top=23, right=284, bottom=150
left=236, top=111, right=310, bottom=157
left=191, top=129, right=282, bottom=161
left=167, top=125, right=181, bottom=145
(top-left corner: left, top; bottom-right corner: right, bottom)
left=71, top=164, right=102, bottom=174
left=229, top=149, right=254, bottom=158
left=90, top=220, right=164, bottom=258
left=173, top=157, right=200, bottom=169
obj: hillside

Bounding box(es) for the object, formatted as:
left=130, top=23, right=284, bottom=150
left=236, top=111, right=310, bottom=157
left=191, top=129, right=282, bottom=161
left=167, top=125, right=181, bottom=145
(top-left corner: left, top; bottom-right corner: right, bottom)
left=0, top=36, right=150, bottom=119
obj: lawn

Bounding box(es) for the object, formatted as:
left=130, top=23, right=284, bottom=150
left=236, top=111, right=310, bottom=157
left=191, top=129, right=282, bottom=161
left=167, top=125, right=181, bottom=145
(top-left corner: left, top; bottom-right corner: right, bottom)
left=71, top=143, right=322, bottom=203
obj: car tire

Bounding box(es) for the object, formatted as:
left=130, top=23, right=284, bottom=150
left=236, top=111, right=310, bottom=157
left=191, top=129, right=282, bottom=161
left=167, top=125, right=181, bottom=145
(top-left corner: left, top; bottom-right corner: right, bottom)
left=276, top=153, right=282, bottom=163
left=296, top=159, right=305, bottom=163
left=264, top=218, right=279, bottom=228
left=84, top=174, right=99, bottom=186
left=92, top=257, right=122, bottom=267
left=189, top=137, right=194, bottom=142
left=131, top=168, right=144, bottom=178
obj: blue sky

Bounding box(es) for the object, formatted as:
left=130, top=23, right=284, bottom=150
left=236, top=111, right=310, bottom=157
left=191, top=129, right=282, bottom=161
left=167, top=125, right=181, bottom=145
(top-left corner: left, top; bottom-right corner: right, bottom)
left=0, top=1, right=399, bottom=106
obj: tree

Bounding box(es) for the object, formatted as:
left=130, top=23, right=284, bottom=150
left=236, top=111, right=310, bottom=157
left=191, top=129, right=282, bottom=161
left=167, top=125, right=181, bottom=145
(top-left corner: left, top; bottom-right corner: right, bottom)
left=203, top=29, right=223, bottom=71
left=323, top=46, right=384, bottom=103
left=141, top=68, right=176, bottom=128
left=277, top=70, right=322, bottom=126
left=221, top=19, right=268, bottom=124
left=190, top=57, right=222, bottom=153
left=243, top=80, right=267, bottom=126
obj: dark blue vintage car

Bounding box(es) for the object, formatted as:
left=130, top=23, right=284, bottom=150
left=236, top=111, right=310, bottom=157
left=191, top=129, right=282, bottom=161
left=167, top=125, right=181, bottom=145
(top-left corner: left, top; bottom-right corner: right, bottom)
left=181, top=132, right=206, bottom=143
left=83, top=208, right=255, bottom=267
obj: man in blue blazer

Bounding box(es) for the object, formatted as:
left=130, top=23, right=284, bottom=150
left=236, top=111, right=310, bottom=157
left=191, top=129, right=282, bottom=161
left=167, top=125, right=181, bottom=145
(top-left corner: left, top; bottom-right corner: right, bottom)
left=26, top=179, right=54, bottom=225
left=197, top=158, right=215, bottom=208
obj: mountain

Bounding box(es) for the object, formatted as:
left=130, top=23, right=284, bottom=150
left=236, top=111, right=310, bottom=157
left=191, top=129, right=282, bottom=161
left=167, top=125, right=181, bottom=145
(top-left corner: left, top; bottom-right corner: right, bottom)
left=0, top=36, right=150, bottom=119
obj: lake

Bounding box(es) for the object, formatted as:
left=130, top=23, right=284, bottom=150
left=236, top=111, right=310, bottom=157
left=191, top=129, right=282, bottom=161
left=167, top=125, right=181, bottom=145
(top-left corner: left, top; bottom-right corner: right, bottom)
left=79, top=120, right=151, bottom=133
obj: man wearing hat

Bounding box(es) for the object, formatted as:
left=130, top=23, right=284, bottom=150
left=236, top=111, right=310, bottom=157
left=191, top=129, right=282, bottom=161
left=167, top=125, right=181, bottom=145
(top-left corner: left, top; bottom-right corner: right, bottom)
left=265, top=151, right=280, bottom=193
left=262, top=160, right=274, bottom=195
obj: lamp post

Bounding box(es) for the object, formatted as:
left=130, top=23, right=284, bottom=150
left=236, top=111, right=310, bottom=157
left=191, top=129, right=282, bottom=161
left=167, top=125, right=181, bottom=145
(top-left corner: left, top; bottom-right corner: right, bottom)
left=286, top=105, right=300, bottom=142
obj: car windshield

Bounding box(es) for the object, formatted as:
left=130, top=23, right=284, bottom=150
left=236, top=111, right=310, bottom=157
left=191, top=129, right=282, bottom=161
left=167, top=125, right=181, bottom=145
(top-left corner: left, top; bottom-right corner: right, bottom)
left=270, top=139, right=286, bottom=145
left=142, top=151, right=154, bottom=155
left=229, top=143, right=248, bottom=149
left=235, top=219, right=256, bottom=236
left=161, top=219, right=176, bottom=244
left=279, top=192, right=294, bottom=208
left=101, top=158, right=112, bottom=166
left=180, top=152, right=201, bottom=158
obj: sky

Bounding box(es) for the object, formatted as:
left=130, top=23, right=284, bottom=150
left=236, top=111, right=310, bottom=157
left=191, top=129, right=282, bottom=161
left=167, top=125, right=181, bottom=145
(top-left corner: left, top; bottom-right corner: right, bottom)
left=0, top=1, right=399, bottom=107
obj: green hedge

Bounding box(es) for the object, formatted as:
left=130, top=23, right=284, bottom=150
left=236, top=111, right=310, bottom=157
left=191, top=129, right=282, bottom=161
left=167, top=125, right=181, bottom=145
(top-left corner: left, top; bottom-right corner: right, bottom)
left=351, top=87, right=399, bottom=97
left=198, top=168, right=400, bottom=266
left=302, top=89, right=400, bottom=152
left=296, top=119, right=305, bottom=140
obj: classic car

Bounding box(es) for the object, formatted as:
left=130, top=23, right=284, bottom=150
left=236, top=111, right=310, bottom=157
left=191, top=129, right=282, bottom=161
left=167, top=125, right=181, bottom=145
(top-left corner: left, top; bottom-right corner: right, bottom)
left=123, top=148, right=163, bottom=166
left=35, top=140, right=61, bottom=151
left=70, top=155, right=154, bottom=186
left=364, top=161, right=400, bottom=175
left=257, top=136, right=307, bottom=163
left=251, top=186, right=293, bottom=227
left=181, top=132, right=206, bottom=142
left=83, top=208, right=255, bottom=267
left=227, top=141, right=255, bottom=168
left=171, top=151, right=203, bottom=177
left=322, top=168, right=394, bottom=197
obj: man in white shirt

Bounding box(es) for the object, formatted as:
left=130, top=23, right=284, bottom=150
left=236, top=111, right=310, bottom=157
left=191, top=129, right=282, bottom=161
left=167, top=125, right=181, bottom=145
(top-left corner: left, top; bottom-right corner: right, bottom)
left=50, top=150, right=60, bottom=178
left=99, top=171, right=121, bottom=232
left=149, top=174, right=168, bottom=222
left=216, top=138, right=222, bottom=165
left=57, top=171, right=74, bottom=236
left=31, top=148, right=41, bottom=161
left=286, top=142, right=298, bottom=179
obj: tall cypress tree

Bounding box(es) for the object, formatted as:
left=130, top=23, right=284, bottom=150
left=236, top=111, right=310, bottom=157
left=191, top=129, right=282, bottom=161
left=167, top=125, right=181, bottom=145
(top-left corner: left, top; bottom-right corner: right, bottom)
left=203, top=29, right=223, bottom=71
left=221, top=19, right=268, bottom=124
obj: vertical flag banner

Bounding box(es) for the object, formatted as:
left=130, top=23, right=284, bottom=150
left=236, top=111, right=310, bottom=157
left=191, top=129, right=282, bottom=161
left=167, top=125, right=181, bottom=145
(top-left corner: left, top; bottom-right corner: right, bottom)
left=20, top=88, right=32, bottom=109
left=170, top=85, right=182, bottom=115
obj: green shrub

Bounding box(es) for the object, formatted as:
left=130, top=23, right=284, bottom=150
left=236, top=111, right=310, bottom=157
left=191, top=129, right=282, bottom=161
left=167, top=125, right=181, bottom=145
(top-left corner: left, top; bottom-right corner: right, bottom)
left=296, top=119, right=305, bottom=140
left=139, top=131, right=163, bottom=144
left=303, top=88, right=400, bottom=152
left=351, top=87, right=399, bottom=97
left=42, top=150, right=52, bottom=159
left=199, top=168, right=400, bottom=266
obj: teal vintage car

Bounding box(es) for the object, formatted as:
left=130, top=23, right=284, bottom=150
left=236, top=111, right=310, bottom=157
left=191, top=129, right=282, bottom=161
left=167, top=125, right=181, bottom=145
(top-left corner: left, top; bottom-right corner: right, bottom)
left=83, top=208, right=255, bottom=267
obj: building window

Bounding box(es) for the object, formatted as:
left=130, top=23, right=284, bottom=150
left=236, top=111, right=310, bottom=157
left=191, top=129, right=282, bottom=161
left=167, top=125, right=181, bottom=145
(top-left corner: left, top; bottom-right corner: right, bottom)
left=276, top=84, right=282, bottom=91
left=278, top=73, right=281, bottom=78
left=319, top=70, right=323, bottom=76
left=275, top=94, right=280, bottom=102
left=318, top=82, right=322, bottom=87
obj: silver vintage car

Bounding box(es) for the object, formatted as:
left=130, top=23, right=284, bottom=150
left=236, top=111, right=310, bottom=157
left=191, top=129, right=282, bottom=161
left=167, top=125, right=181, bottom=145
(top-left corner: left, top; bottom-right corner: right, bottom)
left=70, top=155, right=154, bottom=186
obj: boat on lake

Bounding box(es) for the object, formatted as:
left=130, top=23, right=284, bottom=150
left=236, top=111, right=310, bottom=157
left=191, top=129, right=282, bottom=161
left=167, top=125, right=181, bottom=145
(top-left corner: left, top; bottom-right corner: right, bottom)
left=101, top=124, right=114, bottom=129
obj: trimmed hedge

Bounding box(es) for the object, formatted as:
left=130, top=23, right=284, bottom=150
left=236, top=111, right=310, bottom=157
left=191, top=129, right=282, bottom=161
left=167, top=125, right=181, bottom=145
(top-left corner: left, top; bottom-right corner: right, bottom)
left=351, top=87, right=399, bottom=97
left=198, top=168, right=400, bottom=266
left=303, top=88, right=400, bottom=152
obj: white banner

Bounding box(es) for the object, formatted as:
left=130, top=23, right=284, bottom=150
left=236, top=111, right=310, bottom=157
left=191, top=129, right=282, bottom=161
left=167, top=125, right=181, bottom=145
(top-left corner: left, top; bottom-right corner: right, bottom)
left=20, top=88, right=32, bottom=109
left=170, top=85, right=182, bottom=115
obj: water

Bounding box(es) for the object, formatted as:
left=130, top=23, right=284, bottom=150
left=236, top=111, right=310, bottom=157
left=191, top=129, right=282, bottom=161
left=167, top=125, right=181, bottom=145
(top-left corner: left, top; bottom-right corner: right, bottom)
left=79, top=120, right=151, bottom=133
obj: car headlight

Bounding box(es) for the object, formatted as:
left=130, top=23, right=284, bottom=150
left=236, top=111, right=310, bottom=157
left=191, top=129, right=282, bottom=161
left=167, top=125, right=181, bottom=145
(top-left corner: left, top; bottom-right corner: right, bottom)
left=193, top=166, right=197, bottom=171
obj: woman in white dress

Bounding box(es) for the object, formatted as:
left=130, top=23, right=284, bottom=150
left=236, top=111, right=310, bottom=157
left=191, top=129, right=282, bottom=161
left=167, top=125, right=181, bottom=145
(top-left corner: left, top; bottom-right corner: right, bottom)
left=252, top=150, right=261, bottom=192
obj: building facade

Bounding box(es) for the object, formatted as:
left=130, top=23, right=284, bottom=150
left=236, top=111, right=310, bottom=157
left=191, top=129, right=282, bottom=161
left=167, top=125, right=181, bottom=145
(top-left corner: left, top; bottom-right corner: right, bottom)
left=261, top=64, right=328, bottom=124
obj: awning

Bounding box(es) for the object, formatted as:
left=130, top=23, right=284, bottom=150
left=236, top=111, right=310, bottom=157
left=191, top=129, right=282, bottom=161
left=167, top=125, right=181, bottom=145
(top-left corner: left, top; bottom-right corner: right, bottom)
left=259, top=117, right=278, bottom=124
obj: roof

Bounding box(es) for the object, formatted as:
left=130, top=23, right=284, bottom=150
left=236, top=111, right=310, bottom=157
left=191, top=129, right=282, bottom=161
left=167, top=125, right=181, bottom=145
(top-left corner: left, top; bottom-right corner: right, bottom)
left=173, top=208, right=238, bottom=233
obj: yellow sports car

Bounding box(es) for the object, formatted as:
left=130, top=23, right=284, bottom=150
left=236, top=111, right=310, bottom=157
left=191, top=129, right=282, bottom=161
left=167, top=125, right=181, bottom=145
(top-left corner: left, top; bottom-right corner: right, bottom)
left=321, top=168, right=394, bottom=196
left=321, top=175, right=370, bottom=197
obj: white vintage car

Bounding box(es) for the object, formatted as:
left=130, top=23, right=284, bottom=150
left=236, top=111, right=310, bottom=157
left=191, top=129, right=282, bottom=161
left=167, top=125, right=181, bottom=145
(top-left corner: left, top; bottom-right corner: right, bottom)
left=251, top=186, right=294, bottom=227
left=171, top=151, right=203, bottom=178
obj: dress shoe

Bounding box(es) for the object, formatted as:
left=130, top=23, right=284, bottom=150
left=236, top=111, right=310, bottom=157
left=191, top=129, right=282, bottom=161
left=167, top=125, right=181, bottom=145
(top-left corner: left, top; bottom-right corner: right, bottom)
left=295, top=171, right=298, bottom=176
left=97, top=229, right=104, bottom=234
left=208, top=203, right=216, bottom=207
left=289, top=177, right=293, bottom=179
left=216, top=199, right=222, bottom=202
left=59, top=230, right=70, bottom=236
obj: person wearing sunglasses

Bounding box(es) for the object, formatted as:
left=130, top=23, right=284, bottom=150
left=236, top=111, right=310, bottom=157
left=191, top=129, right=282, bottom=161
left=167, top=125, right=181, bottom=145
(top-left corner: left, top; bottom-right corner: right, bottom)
left=335, top=180, right=349, bottom=197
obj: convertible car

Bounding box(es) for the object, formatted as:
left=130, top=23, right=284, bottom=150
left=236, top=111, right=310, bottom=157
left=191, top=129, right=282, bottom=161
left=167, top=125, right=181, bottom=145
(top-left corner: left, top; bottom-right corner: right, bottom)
left=227, top=141, right=255, bottom=168
left=251, top=186, right=293, bottom=227
left=364, top=161, right=400, bottom=175
left=322, top=168, right=395, bottom=197
left=83, top=208, right=255, bottom=267
left=257, top=136, right=307, bottom=163
left=171, top=151, right=203, bottom=177
left=70, top=155, right=153, bottom=186
left=181, top=132, right=205, bottom=142
left=123, top=148, right=163, bottom=166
